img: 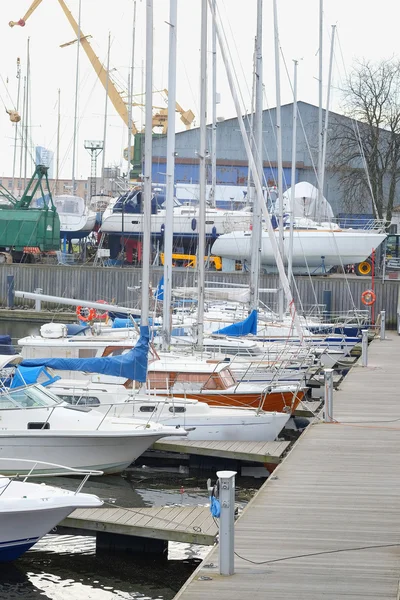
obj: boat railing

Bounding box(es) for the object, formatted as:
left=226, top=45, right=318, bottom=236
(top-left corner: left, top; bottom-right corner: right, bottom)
left=281, top=217, right=388, bottom=233
left=0, top=458, right=103, bottom=496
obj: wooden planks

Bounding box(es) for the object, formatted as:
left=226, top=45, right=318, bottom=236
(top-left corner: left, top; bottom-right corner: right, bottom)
left=61, top=506, right=217, bottom=546
left=152, top=439, right=291, bottom=464
left=175, top=336, right=400, bottom=600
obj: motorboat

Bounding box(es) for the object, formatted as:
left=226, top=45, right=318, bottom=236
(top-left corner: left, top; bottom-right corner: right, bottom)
left=0, top=459, right=102, bottom=562
left=54, top=194, right=96, bottom=241
left=100, top=188, right=253, bottom=251
left=0, top=382, right=187, bottom=475
left=43, top=384, right=290, bottom=442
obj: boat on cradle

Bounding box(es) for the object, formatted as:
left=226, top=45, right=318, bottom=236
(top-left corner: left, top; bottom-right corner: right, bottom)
left=0, top=382, right=187, bottom=475
left=54, top=194, right=97, bottom=241
left=100, top=188, right=253, bottom=249
left=0, top=459, right=102, bottom=562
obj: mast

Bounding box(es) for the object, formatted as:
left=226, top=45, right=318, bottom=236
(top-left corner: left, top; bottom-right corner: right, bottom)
left=208, top=0, right=304, bottom=344
left=71, top=0, right=82, bottom=194
left=249, top=0, right=263, bottom=313
left=209, top=0, right=217, bottom=208
left=127, top=0, right=137, bottom=185
left=55, top=88, right=61, bottom=196
left=162, top=0, right=177, bottom=351
left=141, top=0, right=153, bottom=328
left=197, top=0, right=207, bottom=348
left=273, top=0, right=284, bottom=320
left=23, top=38, right=30, bottom=189
left=101, top=31, right=111, bottom=192
left=317, top=0, right=323, bottom=206
left=288, top=59, right=298, bottom=290
left=19, top=75, right=26, bottom=186
left=247, top=38, right=256, bottom=206
left=320, top=25, right=336, bottom=208
left=11, top=57, right=21, bottom=194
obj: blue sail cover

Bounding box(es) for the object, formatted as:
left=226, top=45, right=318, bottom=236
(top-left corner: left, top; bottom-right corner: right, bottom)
left=154, top=276, right=164, bottom=301
left=212, top=309, right=258, bottom=337
left=21, top=325, right=150, bottom=383
left=11, top=366, right=61, bottom=389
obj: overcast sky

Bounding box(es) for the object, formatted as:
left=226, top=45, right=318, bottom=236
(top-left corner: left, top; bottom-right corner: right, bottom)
left=0, top=0, right=398, bottom=182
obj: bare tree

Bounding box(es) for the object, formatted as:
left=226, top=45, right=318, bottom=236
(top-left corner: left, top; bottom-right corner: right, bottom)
left=329, top=59, right=400, bottom=222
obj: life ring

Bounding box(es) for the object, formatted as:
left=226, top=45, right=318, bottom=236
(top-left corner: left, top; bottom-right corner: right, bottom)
left=361, top=289, right=376, bottom=306
left=95, top=299, right=109, bottom=321
left=76, top=306, right=97, bottom=322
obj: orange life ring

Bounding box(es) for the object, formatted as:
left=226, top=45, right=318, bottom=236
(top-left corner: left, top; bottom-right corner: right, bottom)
left=76, top=306, right=97, bottom=322
left=361, top=289, right=376, bottom=306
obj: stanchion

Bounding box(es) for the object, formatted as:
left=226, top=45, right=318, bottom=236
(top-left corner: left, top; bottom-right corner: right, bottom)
left=361, top=329, right=369, bottom=367
left=380, top=310, right=386, bottom=340
left=324, top=368, right=333, bottom=422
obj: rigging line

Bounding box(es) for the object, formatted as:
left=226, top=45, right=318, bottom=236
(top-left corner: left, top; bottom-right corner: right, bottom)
left=0, top=74, right=17, bottom=110
left=234, top=542, right=400, bottom=566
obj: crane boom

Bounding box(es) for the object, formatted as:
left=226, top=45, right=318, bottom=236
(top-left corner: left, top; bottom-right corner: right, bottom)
left=9, top=0, right=138, bottom=135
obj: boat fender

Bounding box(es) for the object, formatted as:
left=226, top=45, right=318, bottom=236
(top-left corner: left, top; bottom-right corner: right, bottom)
left=160, top=224, right=165, bottom=236
left=76, top=306, right=97, bottom=322
left=361, top=289, right=376, bottom=306
left=211, top=225, right=217, bottom=238
left=191, top=218, right=197, bottom=231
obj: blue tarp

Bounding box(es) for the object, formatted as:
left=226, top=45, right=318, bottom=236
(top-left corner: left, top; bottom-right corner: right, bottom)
left=212, top=309, right=258, bottom=337
left=154, top=276, right=164, bottom=301
left=112, top=317, right=161, bottom=329
left=21, top=325, right=150, bottom=383
left=11, top=366, right=61, bottom=389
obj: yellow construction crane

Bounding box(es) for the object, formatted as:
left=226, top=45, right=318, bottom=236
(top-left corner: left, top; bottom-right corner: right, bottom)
left=9, top=1, right=195, bottom=136
left=10, top=0, right=138, bottom=134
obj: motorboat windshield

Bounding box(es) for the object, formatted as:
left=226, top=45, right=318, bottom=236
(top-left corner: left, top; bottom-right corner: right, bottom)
left=0, top=385, right=62, bottom=409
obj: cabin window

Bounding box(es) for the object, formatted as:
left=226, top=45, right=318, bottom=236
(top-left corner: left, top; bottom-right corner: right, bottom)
left=78, top=349, right=98, bottom=358
left=27, top=422, right=50, bottom=430
left=220, top=369, right=236, bottom=388
left=139, top=406, right=157, bottom=412
left=168, top=406, right=186, bottom=413
left=58, top=394, right=100, bottom=407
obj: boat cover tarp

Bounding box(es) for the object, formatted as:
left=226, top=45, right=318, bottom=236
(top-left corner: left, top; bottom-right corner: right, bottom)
left=66, top=324, right=90, bottom=336
left=11, top=366, right=61, bottom=389
left=21, top=325, right=150, bottom=382
left=212, top=310, right=258, bottom=336
left=282, top=182, right=334, bottom=222
left=112, top=317, right=160, bottom=329
left=0, top=335, right=16, bottom=355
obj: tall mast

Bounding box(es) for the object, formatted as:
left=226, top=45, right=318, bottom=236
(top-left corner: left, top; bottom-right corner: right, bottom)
left=247, top=38, right=256, bottom=207
left=288, top=59, right=298, bottom=290
left=19, top=75, right=26, bottom=185
left=209, top=0, right=217, bottom=208
left=11, top=57, right=21, bottom=194
left=249, top=0, right=263, bottom=313
left=71, top=0, right=82, bottom=194
left=23, top=38, right=30, bottom=188
left=317, top=0, right=323, bottom=205
left=197, top=0, right=207, bottom=348
left=55, top=88, right=61, bottom=196
left=162, top=0, right=177, bottom=351
left=141, top=0, right=153, bottom=328
left=273, top=0, right=284, bottom=320
left=127, top=0, right=137, bottom=185
left=320, top=25, right=336, bottom=210
left=101, top=31, right=111, bottom=192
left=208, top=0, right=304, bottom=344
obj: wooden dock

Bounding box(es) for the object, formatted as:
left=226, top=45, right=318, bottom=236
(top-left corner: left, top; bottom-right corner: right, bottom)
left=175, top=335, right=400, bottom=600
left=151, top=439, right=291, bottom=465
left=60, top=506, right=217, bottom=546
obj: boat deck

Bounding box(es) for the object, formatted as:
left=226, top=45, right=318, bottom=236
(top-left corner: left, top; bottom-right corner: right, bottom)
left=175, top=334, right=400, bottom=599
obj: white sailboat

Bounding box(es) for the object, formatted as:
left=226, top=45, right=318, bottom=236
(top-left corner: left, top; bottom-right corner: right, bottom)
left=54, top=194, right=96, bottom=241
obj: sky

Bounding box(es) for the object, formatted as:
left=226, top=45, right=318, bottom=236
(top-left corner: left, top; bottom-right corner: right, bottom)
left=0, top=0, right=399, bottom=181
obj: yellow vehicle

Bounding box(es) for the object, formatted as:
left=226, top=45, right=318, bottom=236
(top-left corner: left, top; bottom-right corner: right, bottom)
left=160, top=253, right=222, bottom=271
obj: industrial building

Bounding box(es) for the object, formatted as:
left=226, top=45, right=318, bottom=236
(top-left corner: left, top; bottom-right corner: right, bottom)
left=151, top=101, right=363, bottom=216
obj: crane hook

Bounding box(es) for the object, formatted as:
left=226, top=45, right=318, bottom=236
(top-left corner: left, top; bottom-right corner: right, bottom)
left=9, top=19, right=26, bottom=28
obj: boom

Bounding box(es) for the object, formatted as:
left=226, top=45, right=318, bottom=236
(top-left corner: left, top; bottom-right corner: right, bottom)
left=10, top=0, right=137, bottom=134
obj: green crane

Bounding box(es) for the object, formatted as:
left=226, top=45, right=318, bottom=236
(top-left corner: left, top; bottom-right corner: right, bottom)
left=0, top=165, right=60, bottom=253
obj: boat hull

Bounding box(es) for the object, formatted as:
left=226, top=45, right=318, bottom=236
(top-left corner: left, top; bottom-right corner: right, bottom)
left=211, top=230, right=386, bottom=271
left=171, top=389, right=305, bottom=413
left=0, top=431, right=171, bottom=475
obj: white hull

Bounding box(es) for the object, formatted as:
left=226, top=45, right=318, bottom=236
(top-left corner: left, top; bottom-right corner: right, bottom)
left=101, top=206, right=252, bottom=237
left=211, top=229, right=386, bottom=270
left=60, top=212, right=96, bottom=236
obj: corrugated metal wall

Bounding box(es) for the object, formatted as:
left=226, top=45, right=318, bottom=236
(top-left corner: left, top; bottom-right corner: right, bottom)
left=2, top=265, right=399, bottom=327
